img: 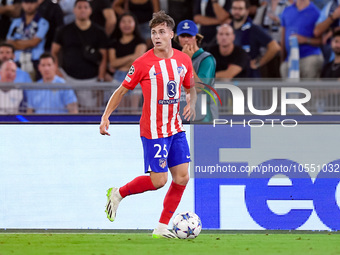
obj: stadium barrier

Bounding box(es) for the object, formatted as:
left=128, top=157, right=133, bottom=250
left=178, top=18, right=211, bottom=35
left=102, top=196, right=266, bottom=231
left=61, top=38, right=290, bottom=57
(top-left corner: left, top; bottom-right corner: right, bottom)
left=1, top=122, right=339, bottom=230
left=0, top=79, right=340, bottom=115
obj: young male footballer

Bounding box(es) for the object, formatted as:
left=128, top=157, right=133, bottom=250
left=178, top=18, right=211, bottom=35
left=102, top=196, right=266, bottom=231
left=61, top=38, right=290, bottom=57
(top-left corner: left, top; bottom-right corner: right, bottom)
left=99, top=10, right=197, bottom=238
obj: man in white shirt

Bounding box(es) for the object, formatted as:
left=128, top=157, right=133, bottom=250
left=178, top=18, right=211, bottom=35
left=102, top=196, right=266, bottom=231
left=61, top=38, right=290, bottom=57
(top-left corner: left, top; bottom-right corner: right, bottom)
left=0, top=60, right=23, bottom=114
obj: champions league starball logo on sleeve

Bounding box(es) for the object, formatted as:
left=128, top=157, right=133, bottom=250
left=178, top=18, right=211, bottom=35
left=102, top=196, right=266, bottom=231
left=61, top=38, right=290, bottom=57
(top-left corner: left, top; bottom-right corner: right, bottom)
left=197, top=83, right=312, bottom=127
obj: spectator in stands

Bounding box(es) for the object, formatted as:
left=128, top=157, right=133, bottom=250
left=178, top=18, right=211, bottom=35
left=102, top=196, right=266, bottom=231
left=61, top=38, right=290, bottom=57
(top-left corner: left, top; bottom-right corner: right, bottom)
left=193, top=0, right=231, bottom=48
left=26, top=53, right=78, bottom=114
left=314, top=0, right=340, bottom=64
left=231, top=0, right=280, bottom=78
left=113, top=0, right=160, bottom=48
left=108, top=12, right=147, bottom=113
left=37, top=0, right=64, bottom=51
left=321, top=30, right=340, bottom=78
left=208, top=23, right=250, bottom=79
left=248, top=0, right=260, bottom=20
left=0, top=42, right=32, bottom=83
left=253, top=0, right=289, bottom=40
left=318, top=31, right=340, bottom=112
left=176, top=19, right=217, bottom=122
left=0, top=60, right=23, bottom=114
left=253, top=0, right=290, bottom=78
left=90, top=0, right=116, bottom=37
left=59, top=0, right=76, bottom=25
left=51, top=0, right=108, bottom=111
left=6, top=0, right=49, bottom=81
left=280, top=0, right=323, bottom=79
left=0, top=0, right=21, bottom=42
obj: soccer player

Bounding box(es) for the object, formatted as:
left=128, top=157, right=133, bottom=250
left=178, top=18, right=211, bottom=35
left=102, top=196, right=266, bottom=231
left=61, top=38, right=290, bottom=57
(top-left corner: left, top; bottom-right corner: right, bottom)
left=99, top=10, right=197, bottom=239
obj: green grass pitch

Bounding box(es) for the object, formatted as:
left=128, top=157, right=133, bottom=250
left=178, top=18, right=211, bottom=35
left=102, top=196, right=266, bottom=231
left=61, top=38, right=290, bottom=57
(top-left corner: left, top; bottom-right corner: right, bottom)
left=1, top=232, right=340, bottom=255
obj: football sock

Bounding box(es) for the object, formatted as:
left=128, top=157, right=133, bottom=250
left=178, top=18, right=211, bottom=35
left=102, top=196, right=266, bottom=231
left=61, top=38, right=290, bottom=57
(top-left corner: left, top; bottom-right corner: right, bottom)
left=119, top=175, right=157, bottom=198
left=159, top=181, right=186, bottom=225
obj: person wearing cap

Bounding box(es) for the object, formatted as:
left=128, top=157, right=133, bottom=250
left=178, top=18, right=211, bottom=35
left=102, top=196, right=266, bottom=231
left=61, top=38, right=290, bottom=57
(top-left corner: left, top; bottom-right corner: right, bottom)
left=6, top=0, right=49, bottom=81
left=176, top=19, right=218, bottom=122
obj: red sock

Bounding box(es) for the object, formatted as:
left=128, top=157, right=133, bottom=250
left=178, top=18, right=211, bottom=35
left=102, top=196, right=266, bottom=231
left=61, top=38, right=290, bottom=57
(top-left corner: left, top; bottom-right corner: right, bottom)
left=159, top=181, right=186, bottom=225
left=119, top=176, right=157, bottom=198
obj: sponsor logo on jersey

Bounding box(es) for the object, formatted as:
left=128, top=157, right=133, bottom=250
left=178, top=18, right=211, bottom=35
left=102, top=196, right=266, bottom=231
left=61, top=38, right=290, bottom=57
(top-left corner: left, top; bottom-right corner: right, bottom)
left=167, top=80, right=177, bottom=98
left=158, top=99, right=179, bottom=105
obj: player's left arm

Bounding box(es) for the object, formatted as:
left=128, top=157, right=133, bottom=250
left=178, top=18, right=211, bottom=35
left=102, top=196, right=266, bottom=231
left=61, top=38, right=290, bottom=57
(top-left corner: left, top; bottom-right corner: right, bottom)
left=100, top=85, right=129, bottom=136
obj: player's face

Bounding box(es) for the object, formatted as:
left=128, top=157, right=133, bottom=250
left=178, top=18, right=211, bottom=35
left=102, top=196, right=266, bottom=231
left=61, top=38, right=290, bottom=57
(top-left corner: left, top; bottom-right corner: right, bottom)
left=119, top=15, right=136, bottom=35
left=217, top=25, right=235, bottom=47
left=38, top=57, right=56, bottom=81
left=178, top=34, right=196, bottom=48
left=151, top=23, right=174, bottom=51
left=332, top=36, right=340, bottom=56
left=231, top=1, right=248, bottom=22
left=0, top=62, right=16, bottom=82
left=74, top=1, right=92, bottom=21
left=0, top=46, right=14, bottom=63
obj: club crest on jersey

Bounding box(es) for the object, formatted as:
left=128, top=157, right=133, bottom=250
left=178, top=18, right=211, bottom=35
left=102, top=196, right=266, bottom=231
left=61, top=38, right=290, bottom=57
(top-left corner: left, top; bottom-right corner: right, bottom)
left=167, top=80, right=177, bottom=98
left=128, top=65, right=135, bottom=75
left=159, top=159, right=167, bottom=169
left=177, top=66, right=185, bottom=78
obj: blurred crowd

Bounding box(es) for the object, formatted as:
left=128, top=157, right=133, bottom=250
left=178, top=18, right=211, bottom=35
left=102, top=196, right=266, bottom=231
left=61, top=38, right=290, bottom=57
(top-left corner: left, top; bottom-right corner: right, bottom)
left=0, top=0, right=339, bottom=114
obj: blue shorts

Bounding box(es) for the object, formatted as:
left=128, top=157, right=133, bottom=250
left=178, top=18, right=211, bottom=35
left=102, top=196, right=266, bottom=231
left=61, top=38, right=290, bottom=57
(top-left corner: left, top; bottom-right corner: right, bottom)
left=141, top=132, right=190, bottom=173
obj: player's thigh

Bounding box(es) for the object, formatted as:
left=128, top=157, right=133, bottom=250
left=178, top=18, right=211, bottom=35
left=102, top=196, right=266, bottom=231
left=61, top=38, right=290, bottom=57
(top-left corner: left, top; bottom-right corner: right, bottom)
left=167, top=132, right=191, bottom=169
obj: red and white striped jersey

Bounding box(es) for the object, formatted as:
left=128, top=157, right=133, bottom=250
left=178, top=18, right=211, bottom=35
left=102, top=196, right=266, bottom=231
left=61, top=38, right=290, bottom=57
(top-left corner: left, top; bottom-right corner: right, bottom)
left=122, top=48, right=194, bottom=139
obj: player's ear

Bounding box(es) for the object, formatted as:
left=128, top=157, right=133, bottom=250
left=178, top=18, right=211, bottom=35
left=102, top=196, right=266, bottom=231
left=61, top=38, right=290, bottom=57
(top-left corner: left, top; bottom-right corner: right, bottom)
left=170, top=30, right=174, bottom=39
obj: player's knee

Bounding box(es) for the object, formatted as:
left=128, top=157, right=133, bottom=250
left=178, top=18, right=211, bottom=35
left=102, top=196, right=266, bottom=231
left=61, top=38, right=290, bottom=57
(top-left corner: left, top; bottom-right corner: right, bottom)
left=179, top=174, right=189, bottom=186
left=173, top=173, right=189, bottom=186
left=151, top=175, right=168, bottom=189
left=183, top=174, right=190, bottom=185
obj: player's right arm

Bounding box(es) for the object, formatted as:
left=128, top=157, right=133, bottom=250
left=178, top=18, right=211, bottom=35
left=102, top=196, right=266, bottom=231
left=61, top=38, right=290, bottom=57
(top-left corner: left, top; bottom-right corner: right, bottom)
left=99, top=85, right=129, bottom=136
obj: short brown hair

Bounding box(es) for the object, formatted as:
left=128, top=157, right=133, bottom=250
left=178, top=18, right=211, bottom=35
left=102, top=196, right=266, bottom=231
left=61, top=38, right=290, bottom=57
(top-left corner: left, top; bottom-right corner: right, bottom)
left=74, top=0, right=91, bottom=7
left=39, top=52, right=55, bottom=63
left=149, top=10, right=175, bottom=31
left=232, top=0, right=250, bottom=9
left=0, top=42, right=15, bottom=53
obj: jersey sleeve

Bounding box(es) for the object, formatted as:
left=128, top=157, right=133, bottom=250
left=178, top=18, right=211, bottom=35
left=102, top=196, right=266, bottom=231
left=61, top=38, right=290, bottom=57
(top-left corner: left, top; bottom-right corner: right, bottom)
left=35, top=18, right=49, bottom=39
left=6, top=19, right=19, bottom=40
left=183, top=58, right=194, bottom=90
left=121, top=60, right=143, bottom=90
left=252, top=25, right=272, bottom=48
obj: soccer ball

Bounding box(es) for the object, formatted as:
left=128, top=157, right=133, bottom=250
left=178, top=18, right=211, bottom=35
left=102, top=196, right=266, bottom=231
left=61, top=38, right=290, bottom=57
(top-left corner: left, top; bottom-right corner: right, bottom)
left=172, top=211, right=202, bottom=239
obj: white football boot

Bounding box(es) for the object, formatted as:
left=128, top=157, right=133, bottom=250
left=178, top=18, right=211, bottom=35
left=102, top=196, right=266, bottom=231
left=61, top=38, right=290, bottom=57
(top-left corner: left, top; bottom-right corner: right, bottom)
left=152, top=228, right=178, bottom=239
left=105, top=187, right=122, bottom=222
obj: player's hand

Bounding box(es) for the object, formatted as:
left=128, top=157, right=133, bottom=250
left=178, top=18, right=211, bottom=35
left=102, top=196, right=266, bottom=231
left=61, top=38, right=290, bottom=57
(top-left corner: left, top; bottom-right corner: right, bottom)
left=183, top=104, right=196, bottom=121
left=99, top=117, right=111, bottom=136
